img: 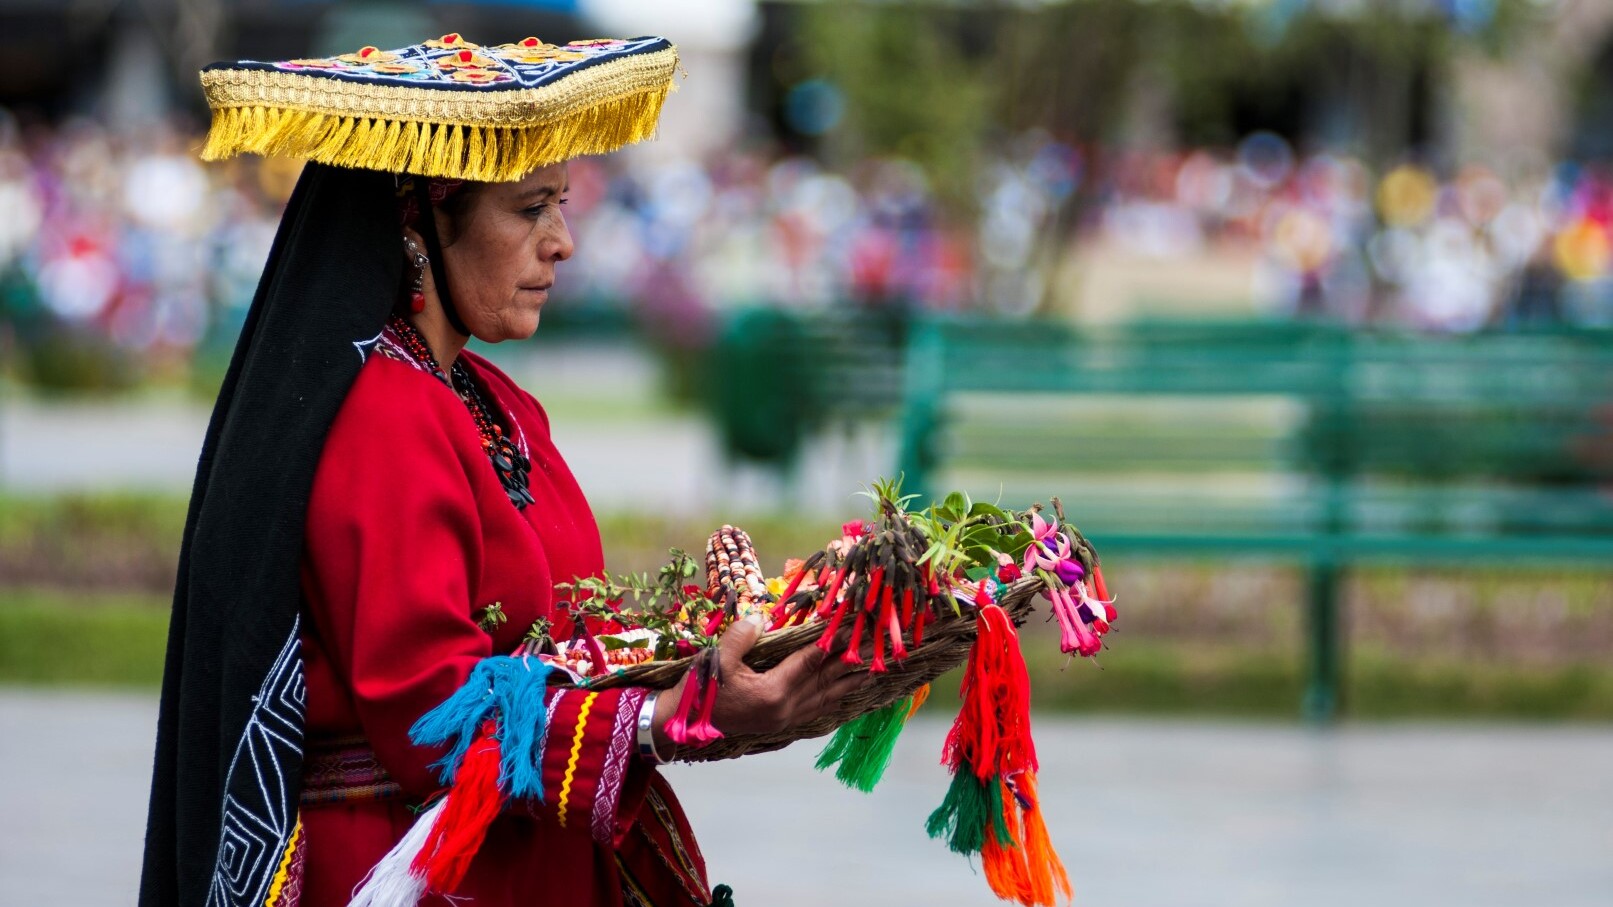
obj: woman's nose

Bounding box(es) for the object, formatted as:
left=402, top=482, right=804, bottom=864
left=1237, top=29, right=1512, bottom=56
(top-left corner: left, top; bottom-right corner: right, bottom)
left=547, top=217, right=574, bottom=262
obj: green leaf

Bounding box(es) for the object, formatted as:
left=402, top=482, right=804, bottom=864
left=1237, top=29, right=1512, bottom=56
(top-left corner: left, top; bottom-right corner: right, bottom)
left=969, top=501, right=1009, bottom=521
left=600, top=636, right=650, bottom=651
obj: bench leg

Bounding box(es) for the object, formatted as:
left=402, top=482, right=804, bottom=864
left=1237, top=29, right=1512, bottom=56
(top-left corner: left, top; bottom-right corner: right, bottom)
left=1303, top=561, right=1343, bottom=723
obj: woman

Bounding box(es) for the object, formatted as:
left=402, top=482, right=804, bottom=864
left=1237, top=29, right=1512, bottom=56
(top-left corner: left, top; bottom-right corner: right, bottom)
left=140, top=34, right=863, bottom=907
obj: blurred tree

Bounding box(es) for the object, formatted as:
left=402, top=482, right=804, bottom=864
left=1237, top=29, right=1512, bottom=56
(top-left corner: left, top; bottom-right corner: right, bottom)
left=789, top=0, right=1546, bottom=182
left=798, top=0, right=995, bottom=212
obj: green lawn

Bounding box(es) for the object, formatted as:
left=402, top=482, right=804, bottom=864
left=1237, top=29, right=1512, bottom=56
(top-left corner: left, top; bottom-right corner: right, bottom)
left=7, top=588, right=1611, bottom=720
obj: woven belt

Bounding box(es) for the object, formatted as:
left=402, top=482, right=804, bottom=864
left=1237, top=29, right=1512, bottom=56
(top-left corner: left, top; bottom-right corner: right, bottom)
left=301, top=737, right=402, bottom=805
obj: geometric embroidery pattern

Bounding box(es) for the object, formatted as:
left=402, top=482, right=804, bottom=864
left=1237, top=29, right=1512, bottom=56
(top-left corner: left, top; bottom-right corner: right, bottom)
left=207, top=619, right=305, bottom=907
left=253, top=36, right=669, bottom=91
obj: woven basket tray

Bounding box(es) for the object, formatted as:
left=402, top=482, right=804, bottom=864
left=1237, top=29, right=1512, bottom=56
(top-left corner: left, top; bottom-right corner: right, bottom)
left=551, top=576, right=1045, bottom=762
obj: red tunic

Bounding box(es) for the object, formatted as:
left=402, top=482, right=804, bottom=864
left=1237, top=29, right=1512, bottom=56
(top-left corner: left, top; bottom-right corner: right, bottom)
left=297, top=342, right=710, bottom=907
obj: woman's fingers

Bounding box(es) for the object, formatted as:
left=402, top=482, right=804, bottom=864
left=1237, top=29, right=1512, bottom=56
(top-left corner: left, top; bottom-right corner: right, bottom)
left=716, top=613, right=766, bottom=676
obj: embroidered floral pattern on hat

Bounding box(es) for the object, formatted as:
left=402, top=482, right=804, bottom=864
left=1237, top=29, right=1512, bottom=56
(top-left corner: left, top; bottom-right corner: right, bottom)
left=198, top=33, right=679, bottom=180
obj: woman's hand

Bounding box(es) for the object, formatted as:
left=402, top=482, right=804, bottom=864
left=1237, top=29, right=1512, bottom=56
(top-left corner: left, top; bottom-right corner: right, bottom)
left=652, top=613, right=869, bottom=745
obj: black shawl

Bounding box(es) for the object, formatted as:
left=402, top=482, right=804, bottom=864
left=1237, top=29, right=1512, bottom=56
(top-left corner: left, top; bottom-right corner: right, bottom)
left=139, top=163, right=401, bottom=907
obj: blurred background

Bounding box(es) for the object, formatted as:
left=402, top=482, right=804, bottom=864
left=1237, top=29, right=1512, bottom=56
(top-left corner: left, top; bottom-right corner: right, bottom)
left=1, top=0, right=1611, bottom=905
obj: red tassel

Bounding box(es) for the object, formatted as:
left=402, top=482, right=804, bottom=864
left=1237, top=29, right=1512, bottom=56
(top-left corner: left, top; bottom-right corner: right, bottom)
left=941, top=605, right=1037, bottom=779
left=414, top=721, right=504, bottom=893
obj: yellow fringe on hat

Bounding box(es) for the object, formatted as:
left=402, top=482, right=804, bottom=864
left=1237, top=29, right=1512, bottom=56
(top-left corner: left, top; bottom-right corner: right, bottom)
left=199, top=47, right=676, bottom=181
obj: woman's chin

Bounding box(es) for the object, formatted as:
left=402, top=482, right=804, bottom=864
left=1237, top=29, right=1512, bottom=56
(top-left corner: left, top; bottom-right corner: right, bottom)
left=486, top=310, right=542, bottom=343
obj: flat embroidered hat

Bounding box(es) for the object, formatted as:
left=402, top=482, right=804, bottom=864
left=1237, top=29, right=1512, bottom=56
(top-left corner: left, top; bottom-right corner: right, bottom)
left=199, top=33, right=678, bottom=181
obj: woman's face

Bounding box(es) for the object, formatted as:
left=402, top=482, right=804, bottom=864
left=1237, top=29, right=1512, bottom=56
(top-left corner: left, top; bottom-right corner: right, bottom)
left=428, top=162, right=574, bottom=342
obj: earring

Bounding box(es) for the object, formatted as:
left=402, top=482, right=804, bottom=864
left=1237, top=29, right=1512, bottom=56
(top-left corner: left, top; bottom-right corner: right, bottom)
left=405, top=237, right=429, bottom=313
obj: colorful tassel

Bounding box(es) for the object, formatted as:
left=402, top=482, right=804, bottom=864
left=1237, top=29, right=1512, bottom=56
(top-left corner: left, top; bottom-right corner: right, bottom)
left=924, top=762, right=1010, bottom=855
left=413, top=722, right=505, bottom=893
left=814, top=692, right=914, bottom=792
left=346, top=797, right=444, bottom=907
left=927, top=604, right=1069, bottom=905
left=1017, top=773, right=1073, bottom=904
left=407, top=656, right=551, bottom=799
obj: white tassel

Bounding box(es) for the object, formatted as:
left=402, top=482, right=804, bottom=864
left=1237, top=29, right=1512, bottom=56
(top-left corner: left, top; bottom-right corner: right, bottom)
left=347, top=796, right=446, bottom=907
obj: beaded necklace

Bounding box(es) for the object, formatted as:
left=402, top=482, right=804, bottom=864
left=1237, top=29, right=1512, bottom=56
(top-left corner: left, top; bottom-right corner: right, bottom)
left=387, top=315, right=536, bottom=509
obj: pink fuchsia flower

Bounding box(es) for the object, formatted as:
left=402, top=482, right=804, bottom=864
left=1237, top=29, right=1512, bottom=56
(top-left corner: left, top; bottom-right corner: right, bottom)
left=1049, top=585, right=1102, bottom=657
left=1073, top=579, right=1117, bottom=635
left=1023, top=512, right=1073, bottom=575
left=1054, top=558, right=1085, bottom=586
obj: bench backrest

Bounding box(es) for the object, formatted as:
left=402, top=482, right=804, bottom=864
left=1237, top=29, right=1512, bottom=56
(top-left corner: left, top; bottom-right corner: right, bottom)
left=898, top=318, right=1613, bottom=560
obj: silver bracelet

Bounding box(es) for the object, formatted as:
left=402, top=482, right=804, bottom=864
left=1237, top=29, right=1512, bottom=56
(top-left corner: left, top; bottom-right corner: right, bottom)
left=636, top=691, right=672, bottom=764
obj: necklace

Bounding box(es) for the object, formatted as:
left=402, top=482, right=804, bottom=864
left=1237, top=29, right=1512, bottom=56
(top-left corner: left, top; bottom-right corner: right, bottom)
left=387, top=316, right=536, bottom=509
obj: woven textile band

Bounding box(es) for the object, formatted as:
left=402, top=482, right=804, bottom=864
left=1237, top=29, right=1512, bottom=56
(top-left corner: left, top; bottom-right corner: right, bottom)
left=300, top=738, right=402, bottom=805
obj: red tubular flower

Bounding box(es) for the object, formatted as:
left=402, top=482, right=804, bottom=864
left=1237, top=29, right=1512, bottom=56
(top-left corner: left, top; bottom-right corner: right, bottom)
left=1092, top=565, right=1110, bottom=603
left=575, top=617, right=609, bottom=677
left=886, top=586, right=908, bottom=661
left=687, top=670, right=724, bottom=744
left=815, top=567, right=852, bottom=652
left=871, top=585, right=897, bottom=673
left=842, top=610, right=867, bottom=665
left=663, top=670, right=701, bottom=744
left=701, top=610, right=724, bottom=638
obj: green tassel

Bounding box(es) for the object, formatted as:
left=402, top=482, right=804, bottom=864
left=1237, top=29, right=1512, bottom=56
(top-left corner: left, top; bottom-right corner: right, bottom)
left=924, top=763, right=1009, bottom=855
left=815, top=696, right=913, bottom=792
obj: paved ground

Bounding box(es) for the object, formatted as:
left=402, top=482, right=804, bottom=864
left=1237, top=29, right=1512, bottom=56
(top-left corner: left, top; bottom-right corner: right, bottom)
left=3, top=689, right=1609, bottom=907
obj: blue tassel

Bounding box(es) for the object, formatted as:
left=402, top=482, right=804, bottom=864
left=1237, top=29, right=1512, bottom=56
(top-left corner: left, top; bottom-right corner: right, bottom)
left=409, top=656, right=552, bottom=797
left=494, top=658, right=551, bottom=800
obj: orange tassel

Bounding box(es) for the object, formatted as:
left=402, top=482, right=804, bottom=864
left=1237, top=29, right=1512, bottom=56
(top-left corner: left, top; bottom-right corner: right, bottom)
left=1020, top=773, right=1072, bottom=905
left=982, top=779, right=1033, bottom=904
left=906, top=682, right=932, bottom=718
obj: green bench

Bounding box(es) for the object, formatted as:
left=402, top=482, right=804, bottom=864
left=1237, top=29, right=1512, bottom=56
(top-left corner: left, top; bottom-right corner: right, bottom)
left=897, top=318, right=1613, bottom=720
left=707, top=307, right=906, bottom=466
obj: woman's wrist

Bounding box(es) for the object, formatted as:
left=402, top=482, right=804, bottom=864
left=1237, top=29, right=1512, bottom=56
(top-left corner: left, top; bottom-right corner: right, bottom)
left=637, top=688, right=676, bottom=763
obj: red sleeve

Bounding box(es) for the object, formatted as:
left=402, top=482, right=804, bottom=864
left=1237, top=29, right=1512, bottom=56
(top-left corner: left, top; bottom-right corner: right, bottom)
left=303, top=357, right=649, bottom=844
left=302, top=359, right=493, bottom=798
left=519, top=686, right=650, bottom=845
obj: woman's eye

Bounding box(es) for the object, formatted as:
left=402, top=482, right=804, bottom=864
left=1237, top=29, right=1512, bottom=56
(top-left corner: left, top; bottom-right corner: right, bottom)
left=523, top=199, right=567, bottom=217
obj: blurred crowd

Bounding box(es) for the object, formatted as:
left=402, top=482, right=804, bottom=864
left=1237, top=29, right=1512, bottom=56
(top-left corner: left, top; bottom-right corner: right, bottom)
left=4, top=109, right=1613, bottom=386
left=0, top=112, right=294, bottom=369
left=1090, top=131, right=1613, bottom=331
